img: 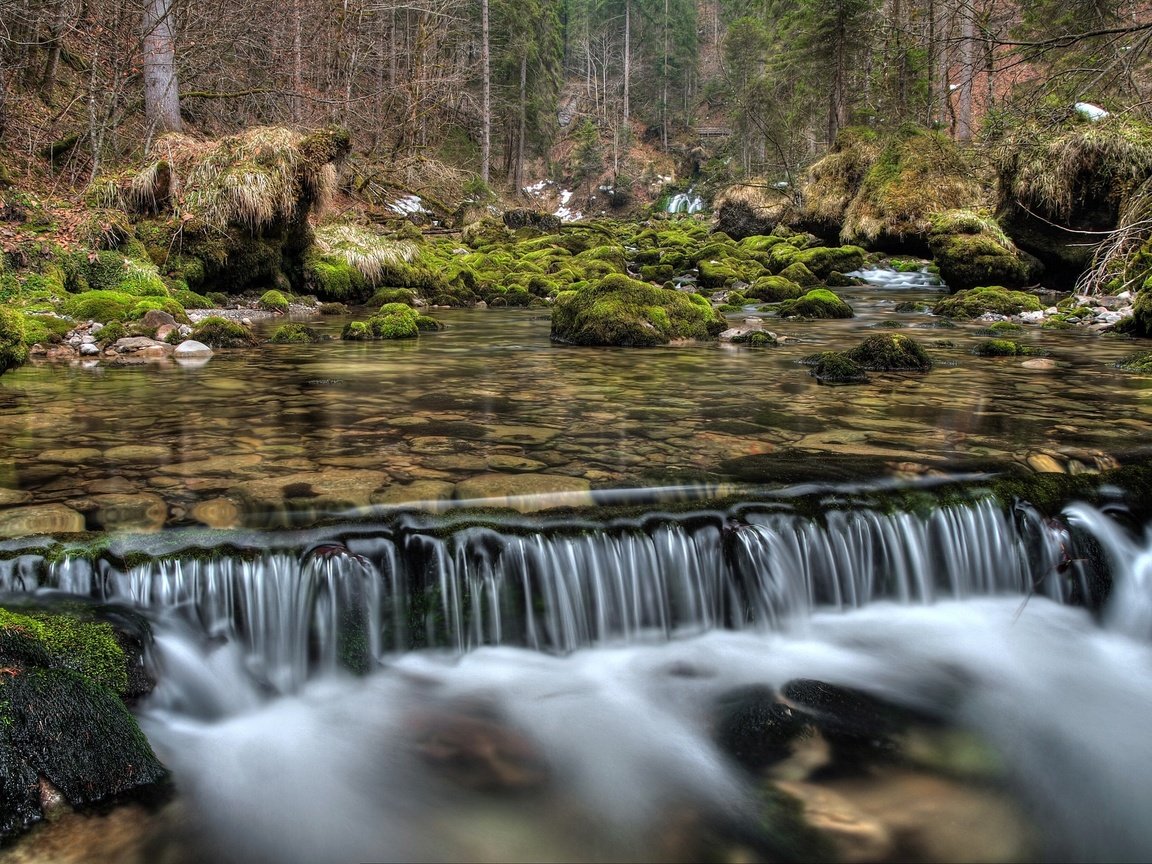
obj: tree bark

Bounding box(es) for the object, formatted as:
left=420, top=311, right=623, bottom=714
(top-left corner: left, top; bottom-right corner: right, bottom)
left=956, top=6, right=975, bottom=142
left=480, top=0, right=490, bottom=183
left=622, top=0, right=631, bottom=130
left=142, top=0, right=182, bottom=132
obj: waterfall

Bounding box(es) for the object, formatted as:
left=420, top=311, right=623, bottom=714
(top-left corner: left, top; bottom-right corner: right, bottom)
left=0, top=495, right=1086, bottom=693
left=666, top=189, right=704, bottom=214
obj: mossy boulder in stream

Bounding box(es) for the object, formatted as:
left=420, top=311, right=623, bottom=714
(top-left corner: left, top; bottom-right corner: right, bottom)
left=551, top=274, right=727, bottom=346
left=0, top=604, right=167, bottom=840
left=933, top=286, right=1043, bottom=319
left=846, top=333, right=933, bottom=371
left=777, top=288, right=854, bottom=319
left=805, top=351, right=870, bottom=384
left=191, top=316, right=260, bottom=348
left=0, top=307, right=28, bottom=376
left=928, top=210, right=1040, bottom=291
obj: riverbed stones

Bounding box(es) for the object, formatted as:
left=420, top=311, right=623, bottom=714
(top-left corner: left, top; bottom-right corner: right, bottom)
left=103, top=445, right=171, bottom=463
left=190, top=497, right=242, bottom=529
left=454, top=474, right=593, bottom=510
left=111, top=337, right=173, bottom=357
left=227, top=469, right=390, bottom=510
left=86, top=492, right=168, bottom=532
left=370, top=480, right=456, bottom=508
left=0, top=504, right=85, bottom=537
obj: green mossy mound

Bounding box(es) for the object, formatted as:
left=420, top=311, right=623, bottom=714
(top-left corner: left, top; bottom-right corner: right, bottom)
left=805, top=351, right=870, bottom=384
left=794, top=245, right=866, bottom=279
left=933, top=286, right=1043, bottom=319
left=972, top=339, right=1044, bottom=357
left=259, top=289, right=290, bottom=312
left=730, top=330, right=778, bottom=347
left=845, top=333, right=933, bottom=371
left=745, top=275, right=804, bottom=302
left=342, top=303, right=435, bottom=340
left=928, top=210, right=1040, bottom=291
left=269, top=323, right=324, bottom=344
left=776, top=288, right=854, bottom=319
left=191, top=316, right=260, bottom=348
left=0, top=307, right=28, bottom=376
left=61, top=289, right=138, bottom=323
left=841, top=126, right=984, bottom=252
left=776, top=261, right=821, bottom=288
left=551, top=274, right=727, bottom=346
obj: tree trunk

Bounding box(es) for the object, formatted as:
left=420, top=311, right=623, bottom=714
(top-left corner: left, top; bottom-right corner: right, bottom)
left=142, top=0, right=182, bottom=133
left=40, top=0, right=67, bottom=104
left=955, top=7, right=975, bottom=142
left=480, top=0, right=490, bottom=184
left=622, top=0, right=631, bottom=130
left=292, top=0, right=303, bottom=121
left=514, top=53, right=526, bottom=192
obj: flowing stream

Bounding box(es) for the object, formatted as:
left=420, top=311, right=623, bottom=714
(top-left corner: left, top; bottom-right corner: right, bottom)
left=4, top=267, right=1152, bottom=861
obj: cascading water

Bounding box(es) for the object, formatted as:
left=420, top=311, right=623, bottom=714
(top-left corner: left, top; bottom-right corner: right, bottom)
left=5, top=487, right=1150, bottom=863
left=666, top=189, right=704, bottom=215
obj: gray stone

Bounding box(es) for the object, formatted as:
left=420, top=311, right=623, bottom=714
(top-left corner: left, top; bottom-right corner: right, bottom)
left=141, top=309, right=177, bottom=329
left=112, top=337, right=173, bottom=355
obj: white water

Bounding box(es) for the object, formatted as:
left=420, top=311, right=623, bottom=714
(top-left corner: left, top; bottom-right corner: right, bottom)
left=127, top=500, right=1152, bottom=862
left=666, top=190, right=704, bottom=215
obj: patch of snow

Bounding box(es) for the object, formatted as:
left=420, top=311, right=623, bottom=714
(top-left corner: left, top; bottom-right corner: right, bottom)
left=559, top=189, right=573, bottom=205
left=1075, top=102, right=1109, bottom=121
left=523, top=179, right=551, bottom=194
left=388, top=195, right=427, bottom=215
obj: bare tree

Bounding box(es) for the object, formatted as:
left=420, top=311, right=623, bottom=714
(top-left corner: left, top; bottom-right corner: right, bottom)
left=142, top=0, right=182, bottom=132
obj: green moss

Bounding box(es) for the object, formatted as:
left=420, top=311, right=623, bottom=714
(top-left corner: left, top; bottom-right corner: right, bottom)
left=369, top=311, right=419, bottom=339
left=269, top=323, right=323, bottom=344
left=0, top=307, right=28, bottom=375
left=933, top=286, right=1043, bottom=319
left=370, top=287, right=416, bottom=307
left=61, top=290, right=138, bottom=323
left=975, top=321, right=1025, bottom=335
left=20, top=313, right=71, bottom=346
left=795, top=245, right=866, bottom=279
left=777, top=261, right=821, bottom=287
left=745, top=275, right=804, bottom=302
left=130, top=297, right=188, bottom=322
left=551, top=273, right=727, bottom=347
left=777, top=288, right=854, bottom=319
left=68, top=252, right=169, bottom=297
left=0, top=607, right=127, bottom=694
left=94, top=321, right=126, bottom=346
left=845, top=333, right=934, bottom=371
left=302, top=253, right=369, bottom=303
left=928, top=211, right=1036, bottom=291
left=341, top=321, right=372, bottom=340
left=972, top=339, right=1047, bottom=357
left=415, top=315, right=443, bottom=332
left=190, top=316, right=259, bottom=348
left=258, top=290, right=290, bottom=313
left=172, top=288, right=213, bottom=309
left=730, top=330, right=777, bottom=347
left=319, top=302, right=349, bottom=315
left=808, top=351, right=870, bottom=383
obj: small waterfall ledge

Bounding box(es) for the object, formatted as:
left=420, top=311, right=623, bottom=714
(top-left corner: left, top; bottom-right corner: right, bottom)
left=0, top=487, right=1117, bottom=694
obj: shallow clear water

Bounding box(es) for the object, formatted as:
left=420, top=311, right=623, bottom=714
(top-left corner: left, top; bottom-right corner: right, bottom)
left=0, top=277, right=1149, bottom=532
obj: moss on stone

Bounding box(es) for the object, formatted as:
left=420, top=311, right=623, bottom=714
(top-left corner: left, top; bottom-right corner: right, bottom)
left=933, top=286, right=1043, bottom=319
left=269, top=323, right=323, bottom=344
left=794, top=245, right=866, bottom=279
left=776, top=288, right=854, bottom=319
left=0, top=608, right=127, bottom=694
left=370, top=287, right=416, bottom=307
left=129, top=297, right=188, bottom=323
left=928, top=210, right=1037, bottom=291
left=845, top=333, right=933, bottom=371
left=551, top=273, right=727, bottom=346
left=731, top=330, right=777, bottom=347
left=258, top=289, right=290, bottom=313
left=808, top=351, right=870, bottom=383
left=61, top=289, right=138, bottom=323
left=777, top=261, right=821, bottom=288
left=341, top=320, right=372, bottom=340
left=190, top=316, right=259, bottom=348
left=745, top=275, right=804, bottom=302
left=0, top=307, right=28, bottom=375
left=1115, top=351, right=1152, bottom=372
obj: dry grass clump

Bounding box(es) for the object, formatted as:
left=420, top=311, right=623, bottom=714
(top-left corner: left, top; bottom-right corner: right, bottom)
left=799, top=127, right=883, bottom=229
left=713, top=181, right=793, bottom=227
left=998, top=117, right=1152, bottom=222
left=313, top=224, right=418, bottom=285
left=1077, top=178, right=1152, bottom=294
left=842, top=128, right=985, bottom=245
left=928, top=209, right=1015, bottom=250
left=94, top=126, right=348, bottom=233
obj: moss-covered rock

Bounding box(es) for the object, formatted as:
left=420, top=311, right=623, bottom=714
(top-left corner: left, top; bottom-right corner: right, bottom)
left=745, top=275, right=804, bottom=302
left=794, top=245, right=866, bottom=279
left=730, top=330, right=778, bottom=347
left=0, top=307, right=28, bottom=376
left=845, top=333, right=933, bottom=371
left=61, top=289, right=138, bottom=323
left=551, top=273, right=727, bottom=346
left=972, top=339, right=1046, bottom=357
left=797, top=126, right=884, bottom=238
left=806, top=351, right=869, bottom=384
left=776, top=288, right=854, bottom=319
left=259, top=289, right=290, bottom=313
left=928, top=210, right=1040, bottom=291
left=776, top=261, right=821, bottom=288
left=269, top=323, right=324, bottom=344
left=190, top=316, right=260, bottom=348
left=932, top=286, right=1043, bottom=319
left=341, top=320, right=372, bottom=340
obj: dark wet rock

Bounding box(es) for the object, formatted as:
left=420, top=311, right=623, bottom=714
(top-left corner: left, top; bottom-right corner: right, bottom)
left=806, top=351, right=869, bottom=384
left=713, top=685, right=809, bottom=772
left=932, top=286, right=1042, bottom=320
left=0, top=602, right=167, bottom=841
left=781, top=679, right=925, bottom=774
left=713, top=199, right=774, bottom=241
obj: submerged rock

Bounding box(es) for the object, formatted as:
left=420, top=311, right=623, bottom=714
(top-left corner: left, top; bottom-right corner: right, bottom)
left=713, top=685, right=809, bottom=772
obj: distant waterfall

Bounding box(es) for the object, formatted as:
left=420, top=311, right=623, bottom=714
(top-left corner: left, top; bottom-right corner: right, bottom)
left=666, top=189, right=704, bottom=214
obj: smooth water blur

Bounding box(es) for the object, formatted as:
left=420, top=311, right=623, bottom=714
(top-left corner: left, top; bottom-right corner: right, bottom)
left=0, top=276, right=1149, bottom=531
